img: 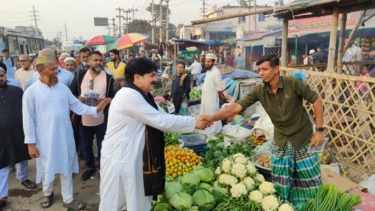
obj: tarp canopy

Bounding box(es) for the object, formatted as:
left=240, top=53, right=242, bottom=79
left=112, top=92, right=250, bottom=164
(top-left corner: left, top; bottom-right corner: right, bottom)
left=179, top=49, right=200, bottom=55
left=169, top=38, right=224, bottom=50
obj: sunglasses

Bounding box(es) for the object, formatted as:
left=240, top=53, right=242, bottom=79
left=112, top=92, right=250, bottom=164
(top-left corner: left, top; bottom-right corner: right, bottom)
left=89, top=79, right=94, bottom=90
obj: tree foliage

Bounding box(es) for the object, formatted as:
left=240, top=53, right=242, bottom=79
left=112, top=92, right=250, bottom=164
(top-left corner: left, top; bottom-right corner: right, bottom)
left=126, top=19, right=177, bottom=42
left=146, top=3, right=171, bottom=25
left=274, top=0, right=285, bottom=6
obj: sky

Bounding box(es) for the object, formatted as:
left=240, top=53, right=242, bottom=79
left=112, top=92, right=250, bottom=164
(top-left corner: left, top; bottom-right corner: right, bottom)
left=0, top=0, right=286, bottom=41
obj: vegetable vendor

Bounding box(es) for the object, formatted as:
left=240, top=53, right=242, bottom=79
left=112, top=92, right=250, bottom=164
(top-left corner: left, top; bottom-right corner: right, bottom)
left=207, top=54, right=324, bottom=205
left=99, top=58, right=212, bottom=211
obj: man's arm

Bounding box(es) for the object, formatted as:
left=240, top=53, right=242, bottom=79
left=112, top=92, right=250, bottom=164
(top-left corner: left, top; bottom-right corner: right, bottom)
left=208, top=103, right=243, bottom=122
left=311, top=97, right=325, bottom=146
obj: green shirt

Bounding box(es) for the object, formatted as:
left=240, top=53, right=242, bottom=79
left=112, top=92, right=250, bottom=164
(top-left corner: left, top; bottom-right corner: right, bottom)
left=160, top=80, right=172, bottom=97
left=237, top=76, right=319, bottom=150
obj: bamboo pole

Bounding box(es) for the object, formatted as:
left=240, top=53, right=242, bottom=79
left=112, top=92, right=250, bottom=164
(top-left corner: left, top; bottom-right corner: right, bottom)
left=343, top=11, right=366, bottom=53
left=337, top=13, right=347, bottom=74
left=327, top=7, right=339, bottom=73
left=281, top=18, right=288, bottom=67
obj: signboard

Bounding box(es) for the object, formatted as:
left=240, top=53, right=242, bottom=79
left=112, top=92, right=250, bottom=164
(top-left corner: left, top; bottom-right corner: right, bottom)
left=94, top=17, right=109, bottom=26
left=206, top=20, right=233, bottom=32
left=288, top=12, right=357, bottom=36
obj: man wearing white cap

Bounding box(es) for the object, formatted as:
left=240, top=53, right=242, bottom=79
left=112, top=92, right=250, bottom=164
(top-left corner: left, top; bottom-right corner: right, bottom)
left=64, top=57, right=77, bottom=75
left=159, top=73, right=172, bottom=98
left=200, top=53, right=223, bottom=135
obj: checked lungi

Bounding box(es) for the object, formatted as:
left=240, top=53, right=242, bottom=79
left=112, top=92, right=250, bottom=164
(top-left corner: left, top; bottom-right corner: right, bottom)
left=271, top=140, right=321, bottom=206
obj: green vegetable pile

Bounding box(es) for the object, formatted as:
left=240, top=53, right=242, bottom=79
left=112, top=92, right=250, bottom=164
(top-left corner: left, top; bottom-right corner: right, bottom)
left=204, top=134, right=254, bottom=172
left=154, top=88, right=162, bottom=95
left=305, top=184, right=361, bottom=211
left=165, top=133, right=181, bottom=146
left=152, top=167, right=224, bottom=211
left=189, top=89, right=201, bottom=101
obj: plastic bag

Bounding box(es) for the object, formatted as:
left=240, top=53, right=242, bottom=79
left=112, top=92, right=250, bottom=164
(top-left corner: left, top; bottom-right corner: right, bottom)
left=368, top=174, right=375, bottom=195
left=222, top=125, right=253, bottom=143
left=253, top=112, right=274, bottom=140
left=166, top=100, right=175, bottom=114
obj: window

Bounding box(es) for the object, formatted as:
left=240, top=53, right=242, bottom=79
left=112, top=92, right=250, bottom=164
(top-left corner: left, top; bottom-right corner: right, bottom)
left=258, top=13, right=265, bottom=22
left=238, top=16, right=246, bottom=23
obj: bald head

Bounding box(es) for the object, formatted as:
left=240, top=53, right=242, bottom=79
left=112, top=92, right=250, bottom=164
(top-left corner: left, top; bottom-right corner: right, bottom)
left=39, top=49, right=57, bottom=58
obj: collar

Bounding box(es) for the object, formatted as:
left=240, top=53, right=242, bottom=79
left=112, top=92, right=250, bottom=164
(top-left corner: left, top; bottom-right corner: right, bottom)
left=265, top=75, right=284, bottom=93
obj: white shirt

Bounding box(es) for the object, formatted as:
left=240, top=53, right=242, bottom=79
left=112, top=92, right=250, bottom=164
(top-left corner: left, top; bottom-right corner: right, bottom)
left=186, top=60, right=202, bottom=75
left=15, top=67, right=36, bottom=90
left=99, top=88, right=196, bottom=211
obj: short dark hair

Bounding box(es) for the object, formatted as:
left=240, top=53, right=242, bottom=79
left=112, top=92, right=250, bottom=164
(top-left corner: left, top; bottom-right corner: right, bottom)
left=125, top=58, right=158, bottom=83
left=2, top=49, right=9, bottom=53
left=0, top=61, right=7, bottom=73
left=256, top=54, right=280, bottom=67
left=89, top=50, right=102, bottom=58
left=177, top=61, right=185, bottom=68
left=109, top=49, right=120, bottom=55
left=79, top=47, right=91, bottom=54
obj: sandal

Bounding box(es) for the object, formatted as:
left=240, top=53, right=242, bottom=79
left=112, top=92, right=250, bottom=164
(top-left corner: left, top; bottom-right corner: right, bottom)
left=40, top=192, right=54, bottom=208
left=63, top=199, right=85, bottom=210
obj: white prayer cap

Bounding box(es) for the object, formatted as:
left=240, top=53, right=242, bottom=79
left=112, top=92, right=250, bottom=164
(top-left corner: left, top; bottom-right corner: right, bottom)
left=64, top=57, right=76, bottom=63
left=309, top=49, right=316, bottom=55
left=59, top=53, right=70, bottom=60
left=161, top=73, right=169, bottom=79
left=206, top=53, right=217, bottom=61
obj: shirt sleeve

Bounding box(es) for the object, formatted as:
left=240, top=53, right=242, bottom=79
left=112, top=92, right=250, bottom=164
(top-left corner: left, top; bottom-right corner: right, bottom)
left=22, top=91, right=37, bottom=144
left=291, top=78, right=319, bottom=103
left=236, top=85, right=260, bottom=112
left=214, top=70, right=222, bottom=91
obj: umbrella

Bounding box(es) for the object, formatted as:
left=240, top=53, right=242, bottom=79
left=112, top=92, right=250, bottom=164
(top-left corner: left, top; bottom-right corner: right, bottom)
left=110, top=33, right=150, bottom=50
left=86, top=35, right=116, bottom=46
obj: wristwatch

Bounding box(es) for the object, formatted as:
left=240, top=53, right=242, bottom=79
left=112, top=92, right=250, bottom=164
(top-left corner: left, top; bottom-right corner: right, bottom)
left=316, top=127, right=325, bottom=132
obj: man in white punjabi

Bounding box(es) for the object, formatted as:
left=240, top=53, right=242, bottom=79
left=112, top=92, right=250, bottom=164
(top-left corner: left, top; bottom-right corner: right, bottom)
left=0, top=66, right=36, bottom=210
left=22, top=49, right=111, bottom=210
left=99, top=58, right=211, bottom=211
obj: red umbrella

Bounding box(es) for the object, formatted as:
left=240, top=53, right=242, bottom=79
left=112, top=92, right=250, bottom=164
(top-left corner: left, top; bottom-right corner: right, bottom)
left=86, top=35, right=116, bottom=46
left=110, top=33, right=150, bottom=50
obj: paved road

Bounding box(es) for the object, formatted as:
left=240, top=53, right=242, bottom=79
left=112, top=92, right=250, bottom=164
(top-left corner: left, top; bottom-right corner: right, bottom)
left=4, top=159, right=101, bottom=211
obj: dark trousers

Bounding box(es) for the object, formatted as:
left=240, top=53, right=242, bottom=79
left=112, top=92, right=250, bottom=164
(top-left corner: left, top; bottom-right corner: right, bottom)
left=79, top=123, right=106, bottom=170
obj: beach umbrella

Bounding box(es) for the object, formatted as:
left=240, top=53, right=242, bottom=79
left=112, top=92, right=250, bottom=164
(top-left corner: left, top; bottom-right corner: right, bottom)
left=86, top=35, right=116, bottom=46
left=109, top=33, right=150, bottom=50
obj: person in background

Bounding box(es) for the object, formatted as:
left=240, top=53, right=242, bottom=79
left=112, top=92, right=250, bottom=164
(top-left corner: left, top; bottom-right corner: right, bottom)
left=225, top=52, right=234, bottom=67
left=77, top=48, right=91, bottom=73
left=356, top=65, right=370, bottom=96
left=303, top=50, right=315, bottom=65
left=234, top=53, right=244, bottom=69
left=200, top=54, right=206, bottom=73
left=126, top=55, right=134, bottom=64
left=158, top=73, right=172, bottom=99
left=59, top=53, right=70, bottom=66
left=217, top=52, right=225, bottom=64
left=140, top=50, right=146, bottom=58
left=63, top=57, right=77, bottom=75
left=15, top=54, right=36, bottom=90
left=171, top=62, right=191, bottom=115
left=207, top=54, right=324, bottom=206
left=102, top=54, right=113, bottom=76
left=14, top=56, right=21, bottom=70
left=0, top=62, right=21, bottom=88
left=200, top=53, right=223, bottom=135
left=185, top=58, right=202, bottom=86
left=1, top=49, right=15, bottom=79
left=23, top=49, right=112, bottom=209
left=106, top=49, right=126, bottom=79
left=343, top=37, right=363, bottom=76
left=98, top=58, right=211, bottom=211
left=0, top=66, right=36, bottom=210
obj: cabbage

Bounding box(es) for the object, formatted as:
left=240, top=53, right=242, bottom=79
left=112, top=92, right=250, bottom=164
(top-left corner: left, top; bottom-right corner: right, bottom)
left=187, top=206, right=199, bottom=211
left=165, top=182, right=183, bottom=199
left=198, top=182, right=213, bottom=192
left=181, top=173, right=201, bottom=186
left=192, top=189, right=216, bottom=211
left=154, top=203, right=172, bottom=211
left=169, top=192, right=193, bottom=211
left=212, top=186, right=226, bottom=203
left=193, top=167, right=215, bottom=182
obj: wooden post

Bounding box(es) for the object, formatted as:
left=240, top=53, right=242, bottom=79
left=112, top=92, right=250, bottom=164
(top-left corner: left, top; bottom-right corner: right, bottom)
left=281, top=18, right=288, bottom=67
left=327, top=7, right=339, bottom=73
left=337, top=12, right=347, bottom=74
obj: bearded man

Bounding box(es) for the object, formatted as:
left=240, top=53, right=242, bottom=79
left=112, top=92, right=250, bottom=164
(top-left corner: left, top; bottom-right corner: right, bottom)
left=106, top=49, right=126, bottom=79
left=23, top=49, right=111, bottom=210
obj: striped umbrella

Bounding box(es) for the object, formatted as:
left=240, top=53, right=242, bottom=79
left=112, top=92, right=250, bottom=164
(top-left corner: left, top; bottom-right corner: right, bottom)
left=86, top=35, right=116, bottom=46
left=110, top=33, right=150, bottom=50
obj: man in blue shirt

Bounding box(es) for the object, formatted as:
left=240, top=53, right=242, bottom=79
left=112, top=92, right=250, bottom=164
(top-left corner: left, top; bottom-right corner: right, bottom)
left=1, top=50, right=15, bottom=79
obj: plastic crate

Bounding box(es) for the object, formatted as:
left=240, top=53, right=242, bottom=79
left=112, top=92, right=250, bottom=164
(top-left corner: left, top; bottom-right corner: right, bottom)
left=179, top=134, right=207, bottom=156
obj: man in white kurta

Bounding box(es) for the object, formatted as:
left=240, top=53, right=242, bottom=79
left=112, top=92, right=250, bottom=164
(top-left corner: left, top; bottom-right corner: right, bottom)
left=200, top=53, right=223, bottom=135
left=22, top=53, right=111, bottom=210
left=99, top=58, right=209, bottom=211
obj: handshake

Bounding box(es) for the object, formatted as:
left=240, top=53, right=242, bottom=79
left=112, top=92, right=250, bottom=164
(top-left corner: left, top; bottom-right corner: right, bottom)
left=194, top=115, right=214, bottom=130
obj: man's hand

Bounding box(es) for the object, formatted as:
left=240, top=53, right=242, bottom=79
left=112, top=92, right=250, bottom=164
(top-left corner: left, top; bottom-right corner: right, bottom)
left=310, top=131, right=324, bottom=147
left=96, top=98, right=112, bottom=113
left=78, top=96, right=87, bottom=104
left=194, top=115, right=213, bottom=129
left=93, top=98, right=104, bottom=106
left=28, top=144, right=40, bottom=159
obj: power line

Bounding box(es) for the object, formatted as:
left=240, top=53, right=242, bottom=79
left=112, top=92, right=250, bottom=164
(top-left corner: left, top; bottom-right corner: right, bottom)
left=64, top=22, right=68, bottom=41
left=30, top=5, right=40, bottom=36
left=116, top=7, right=124, bottom=37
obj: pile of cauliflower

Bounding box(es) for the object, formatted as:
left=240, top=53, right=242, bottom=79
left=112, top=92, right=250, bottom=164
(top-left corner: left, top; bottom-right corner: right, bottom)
left=213, top=153, right=295, bottom=211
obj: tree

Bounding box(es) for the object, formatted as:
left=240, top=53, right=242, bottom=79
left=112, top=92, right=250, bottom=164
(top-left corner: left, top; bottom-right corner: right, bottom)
left=127, top=19, right=153, bottom=35
left=238, top=0, right=248, bottom=7
left=146, top=3, right=171, bottom=25
left=274, top=0, right=284, bottom=6
left=44, top=39, right=53, bottom=46
left=175, top=23, right=184, bottom=37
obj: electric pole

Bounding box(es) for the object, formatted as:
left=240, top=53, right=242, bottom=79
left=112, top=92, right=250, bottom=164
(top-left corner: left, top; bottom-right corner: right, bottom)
left=64, top=22, right=68, bottom=41
left=58, top=31, right=62, bottom=49
left=129, top=8, right=138, bottom=20
left=151, top=0, right=155, bottom=43
left=124, top=9, right=132, bottom=34
left=166, top=0, right=169, bottom=42
left=248, top=0, right=251, bottom=32
left=253, top=0, right=257, bottom=31
left=159, top=0, right=163, bottom=42
left=105, top=26, right=112, bottom=36
left=30, top=5, right=40, bottom=36
left=202, top=0, right=206, bottom=19
left=116, top=7, right=124, bottom=37
left=112, top=18, right=116, bottom=37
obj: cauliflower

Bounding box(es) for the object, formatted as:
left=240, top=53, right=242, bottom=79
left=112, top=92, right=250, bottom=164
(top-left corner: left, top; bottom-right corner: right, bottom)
left=230, top=182, right=247, bottom=198
left=221, top=159, right=232, bottom=173
left=233, top=153, right=248, bottom=164
left=278, top=203, right=294, bottom=211
left=249, top=190, right=263, bottom=203
left=255, top=173, right=266, bottom=183
left=218, top=174, right=238, bottom=187
left=261, top=195, right=279, bottom=211
left=231, top=163, right=247, bottom=179
left=259, top=181, right=276, bottom=195
left=215, top=167, right=222, bottom=175
left=245, top=162, right=257, bottom=174
left=242, top=176, right=255, bottom=190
